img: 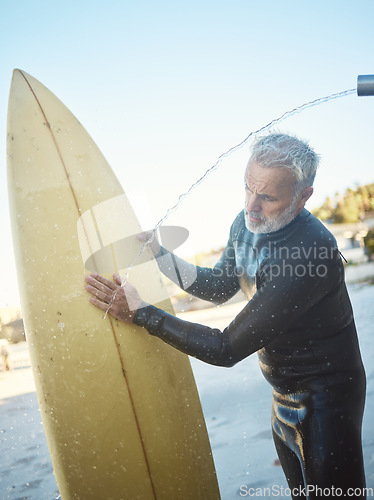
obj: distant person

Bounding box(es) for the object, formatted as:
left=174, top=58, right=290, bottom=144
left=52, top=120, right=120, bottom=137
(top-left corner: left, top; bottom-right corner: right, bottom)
left=86, top=133, right=366, bottom=499
left=364, top=228, right=374, bottom=262
left=1, top=340, right=10, bottom=372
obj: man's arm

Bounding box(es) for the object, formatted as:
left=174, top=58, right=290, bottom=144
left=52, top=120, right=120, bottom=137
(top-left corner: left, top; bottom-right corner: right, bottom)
left=157, top=245, right=241, bottom=304
left=85, top=272, right=238, bottom=366
left=133, top=262, right=332, bottom=366
left=139, top=230, right=240, bottom=305
left=86, top=250, right=342, bottom=367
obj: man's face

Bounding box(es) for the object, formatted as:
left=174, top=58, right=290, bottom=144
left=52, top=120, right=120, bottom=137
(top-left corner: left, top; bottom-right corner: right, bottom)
left=244, top=159, right=304, bottom=234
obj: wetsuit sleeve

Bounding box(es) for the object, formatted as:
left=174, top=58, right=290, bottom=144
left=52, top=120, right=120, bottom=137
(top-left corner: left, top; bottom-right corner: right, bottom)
left=134, top=250, right=343, bottom=367
left=134, top=303, right=238, bottom=367
left=154, top=239, right=240, bottom=305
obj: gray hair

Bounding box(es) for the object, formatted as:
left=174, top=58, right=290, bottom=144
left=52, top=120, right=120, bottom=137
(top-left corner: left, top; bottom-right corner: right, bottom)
left=250, top=133, right=320, bottom=191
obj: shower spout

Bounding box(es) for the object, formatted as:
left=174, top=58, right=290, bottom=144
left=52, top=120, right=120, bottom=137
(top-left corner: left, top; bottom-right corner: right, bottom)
left=357, top=75, right=374, bottom=96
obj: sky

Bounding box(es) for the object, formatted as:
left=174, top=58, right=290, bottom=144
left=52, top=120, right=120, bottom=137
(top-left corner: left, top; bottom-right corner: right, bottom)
left=0, top=0, right=374, bottom=306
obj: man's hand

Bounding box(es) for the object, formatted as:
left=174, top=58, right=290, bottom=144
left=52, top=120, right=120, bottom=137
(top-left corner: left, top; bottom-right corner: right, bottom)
left=85, top=273, right=144, bottom=323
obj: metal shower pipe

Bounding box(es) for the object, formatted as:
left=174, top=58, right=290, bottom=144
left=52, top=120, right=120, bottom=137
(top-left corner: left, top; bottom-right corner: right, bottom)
left=357, top=75, right=374, bottom=96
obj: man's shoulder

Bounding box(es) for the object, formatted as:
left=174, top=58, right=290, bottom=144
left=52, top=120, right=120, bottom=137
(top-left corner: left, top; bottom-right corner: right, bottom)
left=263, top=211, right=339, bottom=267
left=279, top=211, right=341, bottom=268
left=302, top=210, right=337, bottom=248
left=230, top=210, right=247, bottom=239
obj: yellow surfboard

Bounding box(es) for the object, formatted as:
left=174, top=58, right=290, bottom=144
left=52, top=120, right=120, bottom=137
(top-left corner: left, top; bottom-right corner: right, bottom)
left=7, top=69, right=220, bottom=500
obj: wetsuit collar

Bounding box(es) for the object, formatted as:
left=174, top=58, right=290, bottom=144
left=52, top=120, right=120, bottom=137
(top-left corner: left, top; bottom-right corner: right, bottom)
left=248, top=208, right=310, bottom=238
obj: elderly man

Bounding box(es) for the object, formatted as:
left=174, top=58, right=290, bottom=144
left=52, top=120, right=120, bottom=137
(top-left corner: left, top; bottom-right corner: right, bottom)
left=86, top=133, right=366, bottom=499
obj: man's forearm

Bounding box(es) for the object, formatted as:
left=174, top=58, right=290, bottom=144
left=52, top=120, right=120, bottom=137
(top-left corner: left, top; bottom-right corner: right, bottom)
left=154, top=246, right=240, bottom=305
left=133, top=304, right=237, bottom=367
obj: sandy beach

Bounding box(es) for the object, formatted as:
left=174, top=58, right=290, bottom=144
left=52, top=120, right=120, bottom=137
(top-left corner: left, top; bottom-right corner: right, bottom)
left=1, top=280, right=374, bottom=500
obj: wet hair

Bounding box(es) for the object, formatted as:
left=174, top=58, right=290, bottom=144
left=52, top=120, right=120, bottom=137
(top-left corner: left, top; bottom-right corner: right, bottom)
left=250, top=133, right=320, bottom=190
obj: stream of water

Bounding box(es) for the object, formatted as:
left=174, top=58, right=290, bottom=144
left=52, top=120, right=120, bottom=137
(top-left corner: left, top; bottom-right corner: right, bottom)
left=152, top=88, right=355, bottom=233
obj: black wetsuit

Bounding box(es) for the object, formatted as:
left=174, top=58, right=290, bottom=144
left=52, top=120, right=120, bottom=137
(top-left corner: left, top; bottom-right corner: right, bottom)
left=134, top=209, right=366, bottom=499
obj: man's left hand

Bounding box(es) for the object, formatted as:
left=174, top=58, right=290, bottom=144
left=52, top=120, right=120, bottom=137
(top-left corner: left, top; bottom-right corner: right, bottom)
left=85, top=273, right=143, bottom=323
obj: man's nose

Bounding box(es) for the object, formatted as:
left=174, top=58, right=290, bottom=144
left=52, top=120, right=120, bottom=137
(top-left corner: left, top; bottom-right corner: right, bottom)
left=246, top=193, right=262, bottom=213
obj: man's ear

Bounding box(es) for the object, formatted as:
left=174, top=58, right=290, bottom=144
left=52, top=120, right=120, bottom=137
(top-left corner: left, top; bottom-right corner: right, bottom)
left=297, top=187, right=314, bottom=211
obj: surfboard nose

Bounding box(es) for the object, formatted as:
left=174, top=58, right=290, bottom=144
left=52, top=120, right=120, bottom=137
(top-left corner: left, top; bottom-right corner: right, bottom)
left=8, top=70, right=36, bottom=115
left=10, top=68, right=28, bottom=87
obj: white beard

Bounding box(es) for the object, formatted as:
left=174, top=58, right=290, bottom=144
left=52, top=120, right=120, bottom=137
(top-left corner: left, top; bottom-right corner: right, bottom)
left=244, top=196, right=299, bottom=234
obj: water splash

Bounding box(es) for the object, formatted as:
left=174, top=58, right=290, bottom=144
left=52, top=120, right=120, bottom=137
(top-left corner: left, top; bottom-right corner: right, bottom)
left=152, top=88, right=355, bottom=232
left=104, top=87, right=355, bottom=314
